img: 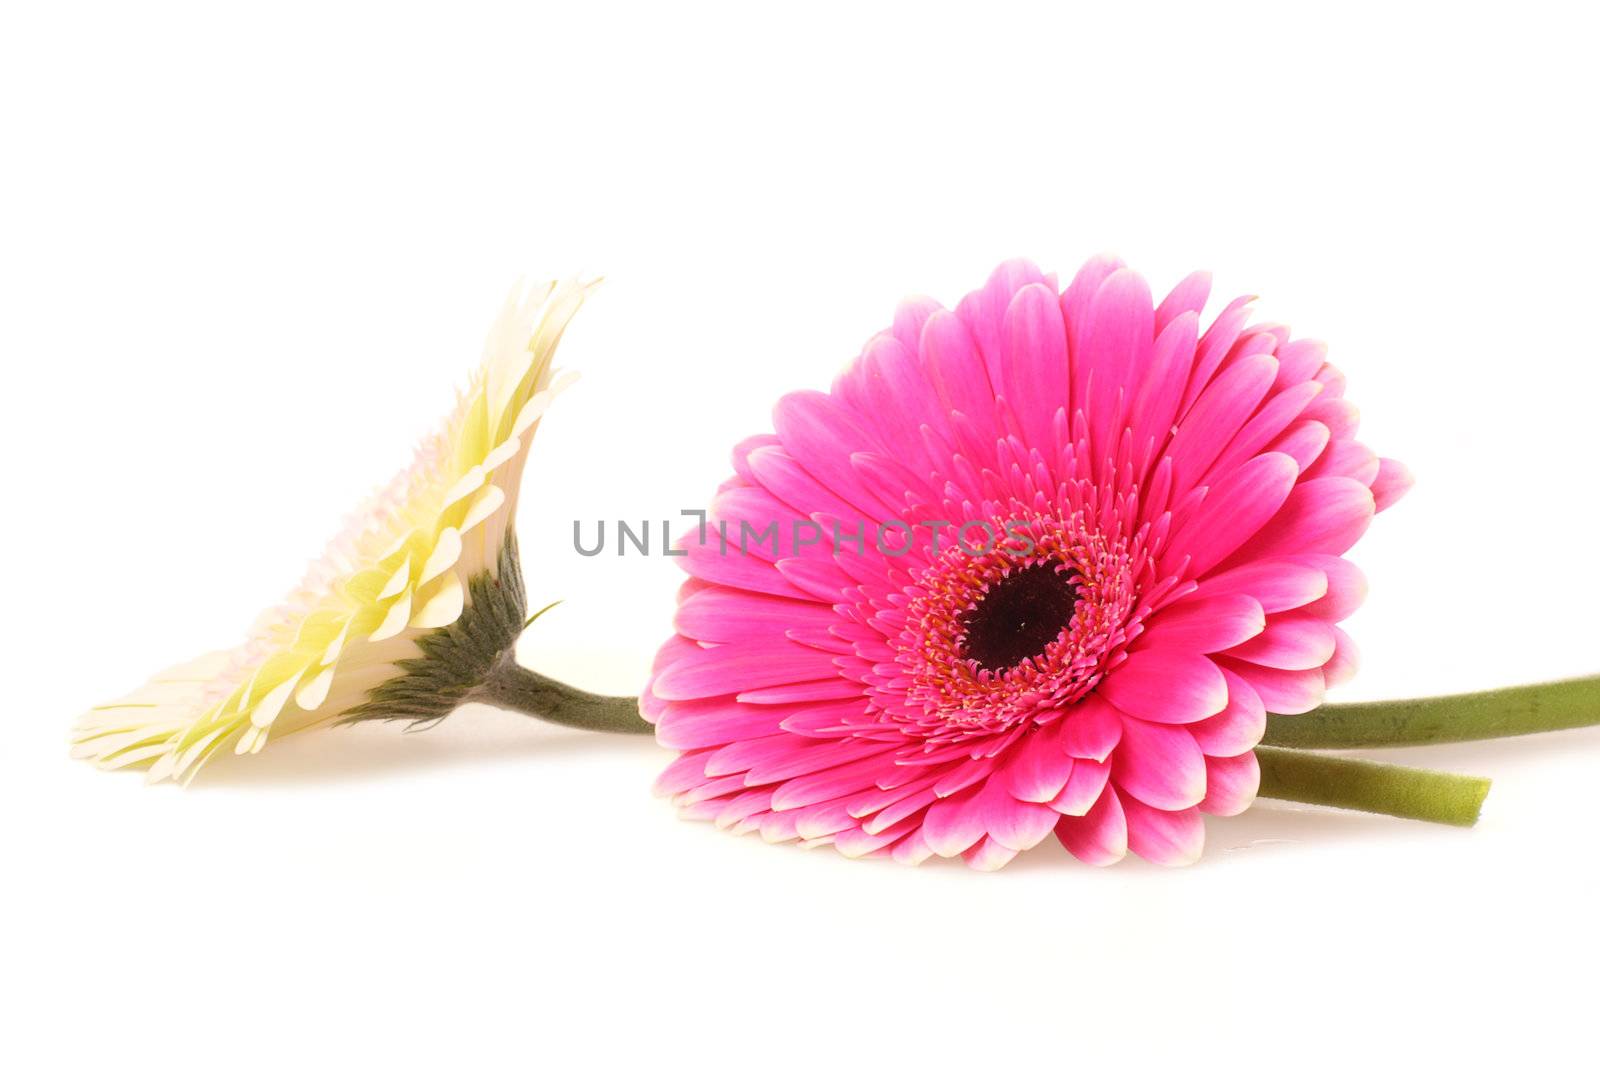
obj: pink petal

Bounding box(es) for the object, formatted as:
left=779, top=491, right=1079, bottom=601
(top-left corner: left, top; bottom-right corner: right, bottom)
left=643, top=636, right=699, bottom=723
left=863, top=787, right=940, bottom=835
left=890, top=296, right=940, bottom=353
left=921, top=310, right=1001, bottom=445
left=864, top=780, right=934, bottom=838
left=1304, top=395, right=1359, bottom=440
left=921, top=783, right=990, bottom=858
left=1272, top=338, right=1327, bottom=389
left=833, top=824, right=910, bottom=859
left=846, top=334, right=951, bottom=455
left=1004, top=720, right=1075, bottom=803
left=1189, top=668, right=1267, bottom=757
left=958, top=258, right=1051, bottom=382
left=1269, top=419, right=1332, bottom=471
left=1136, top=594, right=1266, bottom=654
left=1058, top=694, right=1122, bottom=759
left=1164, top=451, right=1300, bottom=578
left=714, top=788, right=776, bottom=831
left=758, top=810, right=801, bottom=843
left=774, top=556, right=859, bottom=602
left=1224, top=476, right=1374, bottom=564
left=674, top=587, right=836, bottom=644
left=703, top=733, right=814, bottom=777
left=1078, top=268, right=1154, bottom=461
left=737, top=678, right=864, bottom=704
left=1181, top=297, right=1254, bottom=415
left=1154, top=270, right=1211, bottom=334
left=1061, top=254, right=1125, bottom=363
left=708, top=485, right=813, bottom=562
left=771, top=390, right=885, bottom=518
left=1049, top=757, right=1110, bottom=816
left=1226, top=613, right=1338, bottom=670
left=999, top=283, right=1070, bottom=453
left=1128, top=312, right=1200, bottom=469
left=653, top=750, right=713, bottom=798
left=1168, top=353, right=1279, bottom=497
left=678, top=530, right=819, bottom=600
left=1111, top=717, right=1207, bottom=811
left=890, top=827, right=935, bottom=866
left=1218, top=657, right=1326, bottom=715
left=728, top=433, right=780, bottom=485
left=771, top=754, right=893, bottom=811
left=745, top=740, right=896, bottom=787
left=1305, top=438, right=1380, bottom=484
left=1295, top=554, right=1367, bottom=622
left=1122, top=793, right=1205, bottom=866
left=932, top=755, right=994, bottom=798
left=1322, top=626, right=1359, bottom=687
left=654, top=702, right=788, bottom=749
left=1053, top=785, right=1127, bottom=866
left=1099, top=650, right=1228, bottom=724
left=794, top=797, right=863, bottom=840
left=679, top=772, right=748, bottom=807
left=745, top=445, right=870, bottom=529
left=651, top=641, right=840, bottom=701
left=1199, top=751, right=1260, bottom=816
left=1205, top=379, right=1323, bottom=482
left=1371, top=457, right=1414, bottom=512
left=1196, top=559, right=1328, bottom=613
left=980, top=781, right=1061, bottom=852
left=963, top=837, right=1021, bottom=872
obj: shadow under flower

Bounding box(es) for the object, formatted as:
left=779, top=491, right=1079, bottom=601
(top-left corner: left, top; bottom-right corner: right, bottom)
left=186, top=702, right=658, bottom=789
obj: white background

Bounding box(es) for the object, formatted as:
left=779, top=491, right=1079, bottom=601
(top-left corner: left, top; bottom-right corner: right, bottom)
left=4, top=1, right=1598, bottom=1063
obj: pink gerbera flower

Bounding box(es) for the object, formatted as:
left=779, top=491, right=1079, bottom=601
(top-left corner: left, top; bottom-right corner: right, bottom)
left=645, top=258, right=1411, bottom=869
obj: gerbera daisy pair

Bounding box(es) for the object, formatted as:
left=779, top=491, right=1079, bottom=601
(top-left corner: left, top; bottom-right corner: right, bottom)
left=74, top=257, right=1597, bottom=868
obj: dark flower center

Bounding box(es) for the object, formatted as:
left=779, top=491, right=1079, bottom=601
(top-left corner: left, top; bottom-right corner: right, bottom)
left=958, top=563, right=1080, bottom=672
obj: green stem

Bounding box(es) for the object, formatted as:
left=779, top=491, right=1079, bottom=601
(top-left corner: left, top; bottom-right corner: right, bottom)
left=476, top=656, right=652, bottom=734
left=1262, top=673, right=1600, bottom=749
left=1255, top=746, right=1490, bottom=826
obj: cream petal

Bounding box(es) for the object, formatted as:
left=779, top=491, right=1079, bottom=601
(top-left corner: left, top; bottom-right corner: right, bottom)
left=378, top=558, right=411, bottom=600
left=442, top=467, right=486, bottom=509
left=249, top=671, right=304, bottom=729
left=295, top=665, right=336, bottom=712
left=368, top=590, right=413, bottom=642
left=419, top=528, right=463, bottom=586
left=459, top=485, right=506, bottom=533
left=411, top=572, right=465, bottom=628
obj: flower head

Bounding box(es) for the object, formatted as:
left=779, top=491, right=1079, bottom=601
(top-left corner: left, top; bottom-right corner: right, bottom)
left=73, top=279, right=594, bottom=782
left=646, top=258, right=1411, bottom=868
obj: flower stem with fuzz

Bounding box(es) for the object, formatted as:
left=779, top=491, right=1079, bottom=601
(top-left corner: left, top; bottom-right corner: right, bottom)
left=475, top=655, right=652, bottom=734
left=1263, top=674, right=1600, bottom=748
left=1255, top=746, right=1490, bottom=827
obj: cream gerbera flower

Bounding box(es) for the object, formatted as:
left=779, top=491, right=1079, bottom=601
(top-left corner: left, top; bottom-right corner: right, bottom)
left=73, top=279, right=597, bottom=783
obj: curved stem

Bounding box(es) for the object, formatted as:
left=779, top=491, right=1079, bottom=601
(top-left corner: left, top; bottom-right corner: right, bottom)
left=475, top=656, right=652, bottom=734
left=1262, top=674, right=1600, bottom=749
left=1255, top=746, right=1490, bottom=827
